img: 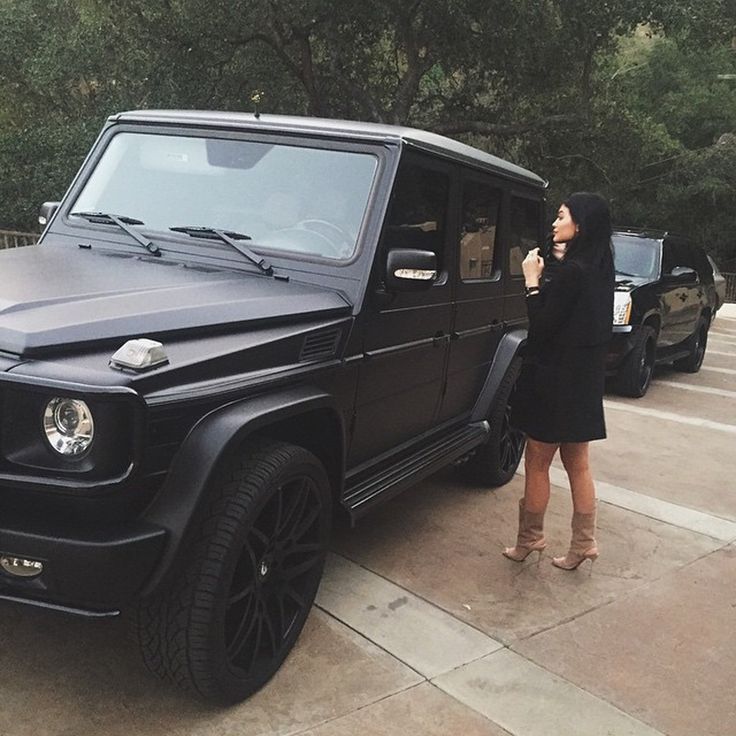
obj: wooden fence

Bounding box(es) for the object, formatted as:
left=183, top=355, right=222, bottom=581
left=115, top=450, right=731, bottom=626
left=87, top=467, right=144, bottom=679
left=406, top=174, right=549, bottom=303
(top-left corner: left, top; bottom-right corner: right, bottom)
left=0, top=230, right=38, bottom=249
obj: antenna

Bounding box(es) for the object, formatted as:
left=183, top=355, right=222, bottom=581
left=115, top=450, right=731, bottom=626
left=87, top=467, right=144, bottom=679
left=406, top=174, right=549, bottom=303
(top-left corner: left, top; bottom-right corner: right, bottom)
left=251, top=90, right=263, bottom=119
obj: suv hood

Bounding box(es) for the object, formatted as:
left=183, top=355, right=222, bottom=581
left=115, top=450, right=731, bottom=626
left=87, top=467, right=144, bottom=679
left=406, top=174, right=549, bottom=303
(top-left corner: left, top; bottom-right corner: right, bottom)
left=0, top=245, right=350, bottom=357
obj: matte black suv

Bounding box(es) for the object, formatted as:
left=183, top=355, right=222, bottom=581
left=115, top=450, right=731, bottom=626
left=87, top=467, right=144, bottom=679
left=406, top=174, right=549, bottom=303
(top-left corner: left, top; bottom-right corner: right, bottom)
left=1, top=111, right=546, bottom=702
left=608, top=228, right=717, bottom=397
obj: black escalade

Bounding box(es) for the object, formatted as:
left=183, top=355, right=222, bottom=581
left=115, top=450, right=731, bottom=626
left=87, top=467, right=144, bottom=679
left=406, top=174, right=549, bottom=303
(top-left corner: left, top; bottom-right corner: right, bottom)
left=0, top=111, right=546, bottom=702
left=608, top=228, right=716, bottom=397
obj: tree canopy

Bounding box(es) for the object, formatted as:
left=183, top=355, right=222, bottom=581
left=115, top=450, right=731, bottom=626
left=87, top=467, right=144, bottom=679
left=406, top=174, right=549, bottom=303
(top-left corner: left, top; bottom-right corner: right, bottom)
left=1, top=0, right=734, bottom=266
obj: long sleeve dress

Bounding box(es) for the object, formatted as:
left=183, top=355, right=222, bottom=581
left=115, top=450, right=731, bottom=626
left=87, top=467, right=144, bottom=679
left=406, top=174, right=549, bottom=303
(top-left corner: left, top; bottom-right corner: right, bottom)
left=511, top=257, right=614, bottom=444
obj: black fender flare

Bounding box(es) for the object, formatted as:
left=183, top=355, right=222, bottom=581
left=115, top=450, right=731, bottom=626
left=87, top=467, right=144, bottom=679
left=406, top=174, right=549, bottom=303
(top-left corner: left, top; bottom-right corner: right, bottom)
left=470, top=329, right=527, bottom=423
left=140, top=386, right=344, bottom=596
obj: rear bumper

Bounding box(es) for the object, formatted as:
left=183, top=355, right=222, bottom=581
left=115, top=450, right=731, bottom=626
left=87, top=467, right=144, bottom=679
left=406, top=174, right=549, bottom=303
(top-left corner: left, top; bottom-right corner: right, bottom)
left=0, top=511, right=167, bottom=614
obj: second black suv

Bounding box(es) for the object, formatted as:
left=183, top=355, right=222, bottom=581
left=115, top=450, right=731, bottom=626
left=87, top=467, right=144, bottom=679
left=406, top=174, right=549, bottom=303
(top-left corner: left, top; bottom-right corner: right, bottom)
left=1, top=111, right=546, bottom=703
left=608, top=228, right=717, bottom=397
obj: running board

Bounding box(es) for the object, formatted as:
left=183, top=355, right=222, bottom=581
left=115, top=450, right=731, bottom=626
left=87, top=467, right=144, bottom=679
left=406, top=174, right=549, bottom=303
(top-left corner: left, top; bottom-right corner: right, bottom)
left=343, top=421, right=489, bottom=521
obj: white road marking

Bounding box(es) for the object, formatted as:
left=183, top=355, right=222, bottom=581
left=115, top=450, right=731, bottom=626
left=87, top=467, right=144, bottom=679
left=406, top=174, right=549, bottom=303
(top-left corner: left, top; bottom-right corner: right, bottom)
left=433, top=650, right=665, bottom=736
left=652, top=380, right=736, bottom=399
left=709, top=334, right=736, bottom=344
left=705, top=349, right=736, bottom=357
left=317, top=554, right=502, bottom=678
left=603, top=399, right=736, bottom=435
left=701, top=365, right=736, bottom=376
left=546, top=467, right=736, bottom=542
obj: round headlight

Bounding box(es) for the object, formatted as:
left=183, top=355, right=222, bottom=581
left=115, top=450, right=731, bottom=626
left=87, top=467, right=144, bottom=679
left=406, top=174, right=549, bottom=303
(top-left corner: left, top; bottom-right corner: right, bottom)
left=43, top=398, right=95, bottom=457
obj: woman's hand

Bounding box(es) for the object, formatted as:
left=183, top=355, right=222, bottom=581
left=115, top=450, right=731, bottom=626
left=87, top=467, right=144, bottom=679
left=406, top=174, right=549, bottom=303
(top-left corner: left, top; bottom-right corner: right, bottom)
left=522, top=247, right=545, bottom=287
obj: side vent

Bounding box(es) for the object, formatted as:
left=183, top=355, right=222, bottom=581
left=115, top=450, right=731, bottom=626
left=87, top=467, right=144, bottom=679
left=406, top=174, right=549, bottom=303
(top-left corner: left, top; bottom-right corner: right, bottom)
left=299, top=329, right=341, bottom=362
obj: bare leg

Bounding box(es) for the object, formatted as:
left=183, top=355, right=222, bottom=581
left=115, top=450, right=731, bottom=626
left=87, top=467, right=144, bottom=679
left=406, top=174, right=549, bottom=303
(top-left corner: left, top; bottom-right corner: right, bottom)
left=559, top=442, right=596, bottom=513
left=523, top=438, right=559, bottom=514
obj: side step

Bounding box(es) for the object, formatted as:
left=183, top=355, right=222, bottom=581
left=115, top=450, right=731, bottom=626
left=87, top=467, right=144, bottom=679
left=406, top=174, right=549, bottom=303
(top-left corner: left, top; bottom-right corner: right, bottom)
left=343, top=421, right=489, bottom=521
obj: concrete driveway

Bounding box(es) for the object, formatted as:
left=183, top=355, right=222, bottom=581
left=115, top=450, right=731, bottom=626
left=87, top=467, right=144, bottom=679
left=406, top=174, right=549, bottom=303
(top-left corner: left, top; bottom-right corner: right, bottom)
left=1, top=309, right=735, bottom=736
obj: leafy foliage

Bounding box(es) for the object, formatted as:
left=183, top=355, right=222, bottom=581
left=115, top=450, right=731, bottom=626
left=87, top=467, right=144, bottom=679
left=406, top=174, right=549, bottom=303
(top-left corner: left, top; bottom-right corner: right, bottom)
left=0, top=0, right=733, bottom=267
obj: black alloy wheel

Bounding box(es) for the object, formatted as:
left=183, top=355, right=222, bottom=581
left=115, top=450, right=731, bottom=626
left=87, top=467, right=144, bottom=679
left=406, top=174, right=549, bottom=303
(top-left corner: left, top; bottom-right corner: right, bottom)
left=615, top=326, right=657, bottom=398
left=499, top=403, right=526, bottom=477
left=460, top=359, right=525, bottom=486
left=135, top=440, right=332, bottom=704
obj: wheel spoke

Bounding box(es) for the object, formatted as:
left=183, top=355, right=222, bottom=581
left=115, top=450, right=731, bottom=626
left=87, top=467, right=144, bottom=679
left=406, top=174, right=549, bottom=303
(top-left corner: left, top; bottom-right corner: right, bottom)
left=289, top=502, right=322, bottom=544
left=228, top=581, right=256, bottom=607
left=277, top=479, right=311, bottom=540
left=226, top=593, right=258, bottom=660
left=281, top=545, right=324, bottom=581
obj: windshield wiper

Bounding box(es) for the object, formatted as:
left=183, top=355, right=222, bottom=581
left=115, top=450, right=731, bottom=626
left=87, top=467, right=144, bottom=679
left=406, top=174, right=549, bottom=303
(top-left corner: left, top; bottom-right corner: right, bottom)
left=71, top=211, right=161, bottom=256
left=615, top=270, right=639, bottom=278
left=169, top=226, right=273, bottom=275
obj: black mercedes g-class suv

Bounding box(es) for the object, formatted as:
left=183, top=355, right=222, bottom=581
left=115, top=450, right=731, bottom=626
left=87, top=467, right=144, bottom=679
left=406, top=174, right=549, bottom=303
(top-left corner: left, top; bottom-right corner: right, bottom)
left=609, top=228, right=717, bottom=397
left=1, top=111, right=545, bottom=702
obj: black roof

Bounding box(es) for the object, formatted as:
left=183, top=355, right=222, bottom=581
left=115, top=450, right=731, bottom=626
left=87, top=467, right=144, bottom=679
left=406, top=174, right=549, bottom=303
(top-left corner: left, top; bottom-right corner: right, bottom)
left=111, top=110, right=547, bottom=189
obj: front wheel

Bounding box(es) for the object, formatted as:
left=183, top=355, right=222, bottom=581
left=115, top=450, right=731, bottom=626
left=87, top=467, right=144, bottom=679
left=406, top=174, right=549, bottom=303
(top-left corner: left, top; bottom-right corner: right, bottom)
left=134, top=440, right=332, bottom=704
left=460, top=360, right=525, bottom=486
left=614, top=326, right=656, bottom=398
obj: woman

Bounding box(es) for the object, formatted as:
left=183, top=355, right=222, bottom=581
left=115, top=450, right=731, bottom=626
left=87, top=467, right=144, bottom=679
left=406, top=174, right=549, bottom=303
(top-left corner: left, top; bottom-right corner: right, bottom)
left=504, top=192, right=615, bottom=570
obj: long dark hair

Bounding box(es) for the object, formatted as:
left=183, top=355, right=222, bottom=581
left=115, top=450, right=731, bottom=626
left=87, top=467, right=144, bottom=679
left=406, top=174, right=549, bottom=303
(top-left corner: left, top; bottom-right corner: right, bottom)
left=562, top=192, right=614, bottom=276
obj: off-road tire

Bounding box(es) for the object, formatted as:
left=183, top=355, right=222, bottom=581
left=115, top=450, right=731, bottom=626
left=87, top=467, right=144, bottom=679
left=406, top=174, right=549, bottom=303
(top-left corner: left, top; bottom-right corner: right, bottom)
left=134, top=439, right=331, bottom=704
left=614, top=326, right=656, bottom=398
left=459, top=359, right=525, bottom=486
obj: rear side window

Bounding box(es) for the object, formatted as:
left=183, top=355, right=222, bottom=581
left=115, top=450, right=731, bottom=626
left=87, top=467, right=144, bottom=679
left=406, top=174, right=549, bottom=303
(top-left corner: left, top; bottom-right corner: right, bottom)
left=509, top=196, right=541, bottom=277
left=384, top=162, right=449, bottom=268
left=459, top=181, right=502, bottom=280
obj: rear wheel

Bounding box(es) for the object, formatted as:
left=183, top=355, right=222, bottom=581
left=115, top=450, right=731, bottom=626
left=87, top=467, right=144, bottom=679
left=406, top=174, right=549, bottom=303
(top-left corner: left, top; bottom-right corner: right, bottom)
left=614, top=326, right=656, bottom=398
left=673, top=320, right=708, bottom=373
left=460, top=360, right=525, bottom=486
left=134, top=440, right=331, bottom=704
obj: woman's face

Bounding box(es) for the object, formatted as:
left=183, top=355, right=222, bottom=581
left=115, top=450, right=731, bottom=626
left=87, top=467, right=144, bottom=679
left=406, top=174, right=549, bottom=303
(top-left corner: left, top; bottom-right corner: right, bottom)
left=552, top=204, right=578, bottom=244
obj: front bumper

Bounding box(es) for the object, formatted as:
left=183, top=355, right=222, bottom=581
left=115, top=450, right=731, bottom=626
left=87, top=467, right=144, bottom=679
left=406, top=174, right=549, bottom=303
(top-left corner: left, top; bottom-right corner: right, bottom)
left=606, top=325, right=636, bottom=373
left=0, top=509, right=167, bottom=614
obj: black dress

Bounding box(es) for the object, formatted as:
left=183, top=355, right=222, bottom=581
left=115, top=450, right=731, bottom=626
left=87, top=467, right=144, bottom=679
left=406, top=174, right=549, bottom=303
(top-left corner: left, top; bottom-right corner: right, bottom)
left=511, top=257, right=614, bottom=444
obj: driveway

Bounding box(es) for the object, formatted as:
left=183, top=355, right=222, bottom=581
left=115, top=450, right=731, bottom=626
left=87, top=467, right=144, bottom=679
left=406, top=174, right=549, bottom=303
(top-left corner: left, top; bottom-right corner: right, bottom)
left=1, top=310, right=735, bottom=736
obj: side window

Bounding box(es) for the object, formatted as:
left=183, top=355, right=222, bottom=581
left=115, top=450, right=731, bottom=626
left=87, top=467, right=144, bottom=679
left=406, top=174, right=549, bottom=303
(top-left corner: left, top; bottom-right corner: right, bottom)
left=459, top=180, right=502, bottom=281
left=662, top=239, right=689, bottom=274
left=384, top=161, right=449, bottom=267
left=509, top=196, right=541, bottom=277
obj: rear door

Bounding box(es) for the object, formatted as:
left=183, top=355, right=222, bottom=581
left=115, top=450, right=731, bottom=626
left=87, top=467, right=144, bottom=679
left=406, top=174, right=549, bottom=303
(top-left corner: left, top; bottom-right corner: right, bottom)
left=437, top=171, right=506, bottom=423
left=659, top=238, right=700, bottom=346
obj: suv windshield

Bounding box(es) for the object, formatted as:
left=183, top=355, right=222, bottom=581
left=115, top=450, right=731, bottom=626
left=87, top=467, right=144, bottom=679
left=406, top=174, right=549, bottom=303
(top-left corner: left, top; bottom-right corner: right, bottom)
left=612, top=234, right=661, bottom=279
left=70, top=132, right=378, bottom=261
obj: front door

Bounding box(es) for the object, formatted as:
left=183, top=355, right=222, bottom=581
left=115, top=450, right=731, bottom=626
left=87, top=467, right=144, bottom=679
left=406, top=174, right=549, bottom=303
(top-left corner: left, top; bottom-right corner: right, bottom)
left=349, top=154, right=453, bottom=466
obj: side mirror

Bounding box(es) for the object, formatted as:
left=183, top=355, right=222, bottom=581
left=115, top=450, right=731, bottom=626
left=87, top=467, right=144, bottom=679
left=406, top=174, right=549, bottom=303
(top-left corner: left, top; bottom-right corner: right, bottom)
left=668, top=266, right=698, bottom=284
left=385, top=249, right=438, bottom=292
left=38, top=201, right=60, bottom=227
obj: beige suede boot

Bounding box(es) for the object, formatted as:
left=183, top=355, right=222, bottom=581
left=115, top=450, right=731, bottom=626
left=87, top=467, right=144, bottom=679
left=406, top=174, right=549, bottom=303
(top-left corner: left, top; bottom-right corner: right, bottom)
left=502, top=499, right=547, bottom=562
left=552, top=508, right=599, bottom=570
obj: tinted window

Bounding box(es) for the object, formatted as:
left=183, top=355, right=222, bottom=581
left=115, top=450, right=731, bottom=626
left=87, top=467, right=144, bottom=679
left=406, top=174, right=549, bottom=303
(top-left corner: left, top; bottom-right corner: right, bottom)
left=662, top=239, right=692, bottom=274
left=509, top=197, right=540, bottom=277
left=458, top=181, right=501, bottom=281
left=384, top=162, right=449, bottom=267
left=612, top=234, right=661, bottom=279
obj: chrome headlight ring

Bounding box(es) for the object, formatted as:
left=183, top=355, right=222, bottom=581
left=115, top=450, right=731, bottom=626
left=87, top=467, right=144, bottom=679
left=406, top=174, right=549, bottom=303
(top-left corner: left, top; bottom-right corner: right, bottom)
left=43, top=397, right=95, bottom=457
